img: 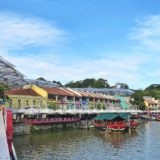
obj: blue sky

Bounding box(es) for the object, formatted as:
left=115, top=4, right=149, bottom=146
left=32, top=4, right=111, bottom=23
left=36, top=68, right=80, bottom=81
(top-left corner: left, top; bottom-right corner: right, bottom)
left=0, top=0, right=160, bottom=89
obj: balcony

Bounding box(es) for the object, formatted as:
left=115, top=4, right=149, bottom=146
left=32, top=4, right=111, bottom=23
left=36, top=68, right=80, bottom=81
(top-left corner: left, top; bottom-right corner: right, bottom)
left=23, top=117, right=80, bottom=125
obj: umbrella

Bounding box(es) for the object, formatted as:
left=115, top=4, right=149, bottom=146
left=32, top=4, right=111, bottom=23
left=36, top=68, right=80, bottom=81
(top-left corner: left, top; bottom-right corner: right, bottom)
left=24, top=107, right=40, bottom=115
left=18, top=108, right=26, bottom=113
left=65, top=109, right=79, bottom=114
left=39, top=108, right=55, bottom=114
left=54, top=109, right=65, bottom=114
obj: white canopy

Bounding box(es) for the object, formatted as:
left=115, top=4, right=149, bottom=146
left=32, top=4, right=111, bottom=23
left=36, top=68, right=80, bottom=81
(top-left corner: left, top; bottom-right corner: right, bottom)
left=18, top=108, right=26, bottom=113
left=39, top=108, right=55, bottom=114
left=65, top=109, right=79, bottom=114
left=54, top=109, right=65, bottom=114
left=23, top=107, right=40, bottom=115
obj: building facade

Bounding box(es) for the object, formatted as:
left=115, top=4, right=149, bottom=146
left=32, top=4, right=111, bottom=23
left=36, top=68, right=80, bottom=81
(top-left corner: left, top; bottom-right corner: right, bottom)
left=143, top=96, right=160, bottom=110
left=5, top=85, right=48, bottom=109
left=5, top=84, right=123, bottom=110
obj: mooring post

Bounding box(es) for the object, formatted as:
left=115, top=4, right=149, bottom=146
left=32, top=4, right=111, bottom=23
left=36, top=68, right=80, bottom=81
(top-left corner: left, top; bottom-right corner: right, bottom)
left=128, top=114, right=131, bottom=135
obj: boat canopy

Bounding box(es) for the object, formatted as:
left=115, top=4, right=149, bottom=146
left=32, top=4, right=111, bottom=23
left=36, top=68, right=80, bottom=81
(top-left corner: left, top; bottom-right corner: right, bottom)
left=95, top=113, right=131, bottom=121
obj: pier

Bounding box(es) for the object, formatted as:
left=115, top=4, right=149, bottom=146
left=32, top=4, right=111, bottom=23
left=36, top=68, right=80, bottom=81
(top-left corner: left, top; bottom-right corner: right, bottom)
left=0, top=110, right=10, bottom=160
left=0, top=109, right=17, bottom=160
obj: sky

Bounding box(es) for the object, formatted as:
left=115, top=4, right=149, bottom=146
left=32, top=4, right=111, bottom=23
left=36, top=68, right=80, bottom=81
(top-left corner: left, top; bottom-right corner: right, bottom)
left=0, top=0, right=160, bottom=89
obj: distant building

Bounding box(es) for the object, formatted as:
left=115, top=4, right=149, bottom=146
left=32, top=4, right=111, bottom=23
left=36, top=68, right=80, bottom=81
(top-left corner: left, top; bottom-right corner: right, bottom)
left=143, top=96, right=160, bottom=110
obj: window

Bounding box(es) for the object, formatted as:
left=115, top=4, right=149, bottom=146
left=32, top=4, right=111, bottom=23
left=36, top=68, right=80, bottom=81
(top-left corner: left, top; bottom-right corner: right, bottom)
left=33, top=100, right=36, bottom=106
left=26, top=100, right=29, bottom=106
left=18, top=100, right=21, bottom=108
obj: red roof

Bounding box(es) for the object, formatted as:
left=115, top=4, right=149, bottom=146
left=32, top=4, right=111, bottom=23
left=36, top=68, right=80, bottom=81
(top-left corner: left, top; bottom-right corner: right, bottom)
left=43, top=87, right=74, bottom=96
left=5, top=88, right=41, bottom=97
left=64, top=89, right=82, bottom=97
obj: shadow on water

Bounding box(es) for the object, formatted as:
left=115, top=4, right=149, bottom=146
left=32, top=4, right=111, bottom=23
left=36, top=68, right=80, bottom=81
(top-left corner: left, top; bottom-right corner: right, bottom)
left=93, top=129, right=138, bottom=148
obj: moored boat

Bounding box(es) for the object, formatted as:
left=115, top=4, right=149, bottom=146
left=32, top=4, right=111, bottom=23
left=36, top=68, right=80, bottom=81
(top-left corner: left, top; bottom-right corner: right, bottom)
left=94, top=113, right=138, bottom=133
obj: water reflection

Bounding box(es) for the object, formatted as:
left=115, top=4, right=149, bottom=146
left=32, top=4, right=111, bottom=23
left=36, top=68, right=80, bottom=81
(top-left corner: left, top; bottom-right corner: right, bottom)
left=95, top=131, right=138, bottom=148
left=14, top=122, right=160, bottom=160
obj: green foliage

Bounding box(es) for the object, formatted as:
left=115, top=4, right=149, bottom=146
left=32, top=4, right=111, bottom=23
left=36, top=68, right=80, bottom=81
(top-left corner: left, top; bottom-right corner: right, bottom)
left=48, top=102, right=59, bottom=110
left=65, top=78, right=110, bottom=88
left=131, top=90, right=146, bottom=110
left=0, top=83, right=10, bottom=100
left=102, top=104, right=106, bottom=110
left=145, top=84, right=160, bottom=90
left=89, top=104, right=94, bottom=110
left=30, top=126, right=41, bottom=133
left=36, top=77, right=47, bottom=81
left=97, top=103, right=102, bottom=110
left=52, top=80, right=63, bottom=87
left=131, top=85, right=160, bottom=110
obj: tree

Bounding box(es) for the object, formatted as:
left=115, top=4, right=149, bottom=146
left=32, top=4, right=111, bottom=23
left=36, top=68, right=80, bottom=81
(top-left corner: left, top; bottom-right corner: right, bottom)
left=65, top=78, right=110, bottom=88
left=0, top=83, right=10, bottom=100
left=95, top=78, right=109, bottom=88
left=52, top=81, right=63, bottom=87
left=36, top=77, right=47, bottom=81
left=48, top=102, right=59, bottom=110
left=65, top=81, right=82, bottom=88
left=115, top=82, right=129, bottom=89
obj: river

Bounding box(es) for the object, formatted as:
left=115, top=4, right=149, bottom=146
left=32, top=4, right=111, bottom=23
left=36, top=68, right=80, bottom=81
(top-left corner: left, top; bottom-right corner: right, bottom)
left=14, top=121, right=160, bottom=160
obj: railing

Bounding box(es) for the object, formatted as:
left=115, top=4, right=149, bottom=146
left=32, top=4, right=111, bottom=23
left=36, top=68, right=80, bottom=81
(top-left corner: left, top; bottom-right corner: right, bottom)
left=24, top=117, right=80, bottom=125
left=0, top=110, right=10, bottom=160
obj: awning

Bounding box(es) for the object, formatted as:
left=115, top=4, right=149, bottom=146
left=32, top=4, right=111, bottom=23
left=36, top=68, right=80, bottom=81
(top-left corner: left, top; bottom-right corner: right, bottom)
left=95, top=113, right=131, bottom=121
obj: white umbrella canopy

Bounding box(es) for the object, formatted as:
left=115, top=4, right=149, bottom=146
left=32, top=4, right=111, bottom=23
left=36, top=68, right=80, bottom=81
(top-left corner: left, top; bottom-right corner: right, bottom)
left=65, top=109, right=79, bottom=114
left=24, top=107, right=40, bottom=115
left=39, top=108, right=55, bottom=114
left=91, top=109, right=98, bottom=114
left=65, top=109, right=72, bottom=114
left=18, top=108, right=26, bottom=113
left=76, top=109, right=85, bottom=114
left=82, top=110, right=92, bottom=114
left=54, top=109, right=65, bottom=114
left=98, top=109, right=106, bottom=114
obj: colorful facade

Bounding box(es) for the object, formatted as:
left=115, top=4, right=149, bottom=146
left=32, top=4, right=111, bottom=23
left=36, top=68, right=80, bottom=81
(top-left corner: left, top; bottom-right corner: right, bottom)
left=5, top=84, right=122, bottom=110
left=143, top=96, right=160, bottom=110
left=5, top=85, right=48, bottom=109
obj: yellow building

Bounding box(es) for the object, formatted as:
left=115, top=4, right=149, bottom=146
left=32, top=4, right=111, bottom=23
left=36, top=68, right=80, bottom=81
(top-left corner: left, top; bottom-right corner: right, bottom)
left=143, top=96, right=159, bottom=110
left=5, top=84, right=47, bottom=109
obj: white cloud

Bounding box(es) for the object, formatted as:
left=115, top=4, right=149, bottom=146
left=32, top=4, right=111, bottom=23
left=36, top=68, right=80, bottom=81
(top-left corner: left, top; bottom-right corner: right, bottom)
left=0, top=12, right=67, bottom=51
left=0, top=12, right=154, bottom=89
left=1, top=51, right=148, bottom=89
left=129, top=15, right=160, bottom=52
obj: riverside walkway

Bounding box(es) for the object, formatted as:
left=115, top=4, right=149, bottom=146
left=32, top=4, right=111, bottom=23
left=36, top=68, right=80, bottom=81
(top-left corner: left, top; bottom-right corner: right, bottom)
left=0, top=110, right=10, bottom=160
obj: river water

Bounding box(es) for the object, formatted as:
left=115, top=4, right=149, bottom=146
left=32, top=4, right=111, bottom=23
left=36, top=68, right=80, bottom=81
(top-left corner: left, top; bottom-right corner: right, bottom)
left=14, top=121, right=160, bottom=160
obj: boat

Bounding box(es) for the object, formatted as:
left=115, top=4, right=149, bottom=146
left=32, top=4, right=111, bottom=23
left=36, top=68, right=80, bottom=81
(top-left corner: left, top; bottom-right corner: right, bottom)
left=94, top=113, right=138, bottom=133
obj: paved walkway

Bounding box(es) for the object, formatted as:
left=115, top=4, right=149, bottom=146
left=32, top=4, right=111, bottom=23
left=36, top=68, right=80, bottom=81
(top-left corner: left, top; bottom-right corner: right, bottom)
left=0, top=110, right=10, bottom=160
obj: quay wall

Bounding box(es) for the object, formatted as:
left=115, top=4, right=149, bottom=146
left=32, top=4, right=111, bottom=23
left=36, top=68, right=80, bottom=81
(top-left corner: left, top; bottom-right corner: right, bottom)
left=13, top=122, right=81, bottom=135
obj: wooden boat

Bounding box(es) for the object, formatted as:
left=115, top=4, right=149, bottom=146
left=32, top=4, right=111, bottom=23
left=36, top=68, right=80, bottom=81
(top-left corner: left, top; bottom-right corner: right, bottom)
left=107, top=122, right=127, bottom=132
left=94, top=113, right=138, bottom=133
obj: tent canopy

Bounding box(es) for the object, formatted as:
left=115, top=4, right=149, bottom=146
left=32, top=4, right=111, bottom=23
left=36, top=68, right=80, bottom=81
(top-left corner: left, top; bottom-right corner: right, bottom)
left=95, top=113, right=131, bottom=121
